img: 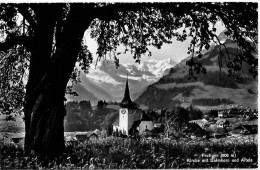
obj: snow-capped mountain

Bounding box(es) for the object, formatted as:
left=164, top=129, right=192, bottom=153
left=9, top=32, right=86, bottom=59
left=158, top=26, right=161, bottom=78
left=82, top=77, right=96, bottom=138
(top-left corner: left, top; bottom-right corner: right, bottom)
left=66, top=58, right=177, bottom=104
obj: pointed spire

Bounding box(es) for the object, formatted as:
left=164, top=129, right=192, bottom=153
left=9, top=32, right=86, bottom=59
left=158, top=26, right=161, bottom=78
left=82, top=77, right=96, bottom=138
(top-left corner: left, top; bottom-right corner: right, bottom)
left=120, top=73, right=137, bottom=109
left=124, top=73, right=130, bottom=100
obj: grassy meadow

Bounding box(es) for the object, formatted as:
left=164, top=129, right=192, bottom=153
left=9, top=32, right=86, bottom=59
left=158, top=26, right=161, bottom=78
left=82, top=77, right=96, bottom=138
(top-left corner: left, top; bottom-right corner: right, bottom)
left=0, top=136, right=257, bottom=169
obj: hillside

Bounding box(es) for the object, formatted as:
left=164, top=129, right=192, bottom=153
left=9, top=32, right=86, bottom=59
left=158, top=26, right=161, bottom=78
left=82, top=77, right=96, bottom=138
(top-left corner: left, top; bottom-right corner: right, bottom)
left=135, top=36, right=258, bottom=110
left=66, top=58, right=176, bottom=103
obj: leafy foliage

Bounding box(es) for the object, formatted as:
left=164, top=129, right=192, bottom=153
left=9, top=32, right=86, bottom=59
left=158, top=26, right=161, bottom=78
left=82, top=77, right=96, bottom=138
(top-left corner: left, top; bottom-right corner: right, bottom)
left=163, top=107, right=190, bottom=136
left=0, top=47, right=29, bottom=116
left=187, top=105, right=203, bottom=120
left=0, top=2, right=258, bottom=117
left=183, top=3, right=258, bottom=79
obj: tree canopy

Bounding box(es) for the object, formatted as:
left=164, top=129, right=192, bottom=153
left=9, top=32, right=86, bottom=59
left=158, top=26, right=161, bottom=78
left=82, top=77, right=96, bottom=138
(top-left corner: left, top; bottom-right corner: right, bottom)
left=0, top=2, right=257, bottom=156
left=0, top=3, right=258, bottom=115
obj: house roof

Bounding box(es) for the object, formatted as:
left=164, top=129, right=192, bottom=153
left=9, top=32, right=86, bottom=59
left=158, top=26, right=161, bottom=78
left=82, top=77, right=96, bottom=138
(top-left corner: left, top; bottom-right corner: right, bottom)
left=75, top=133, right=98, bottom=140
left=89, top=133, right=98, bottom=138
left=75, top=134, right=88, bottom=141
left=184, top=123, right=209, bottom=136
left=233, top=125, right=257, bottom=133
left=232, top=129, right=245, bottom=134
left=129, top=120, right=142, bottom=132
left=201, top=118, right=208, bottom=122
left=140, top=112, right=152, bottom=121
left=189, top=118, right=208, bottom=124
left=216, top=119, right=229, bottom=124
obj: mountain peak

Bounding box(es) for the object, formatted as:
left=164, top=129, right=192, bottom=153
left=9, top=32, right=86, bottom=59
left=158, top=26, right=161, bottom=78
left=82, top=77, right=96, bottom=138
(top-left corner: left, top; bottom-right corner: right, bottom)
left=69, top=58, right=177, bottom=103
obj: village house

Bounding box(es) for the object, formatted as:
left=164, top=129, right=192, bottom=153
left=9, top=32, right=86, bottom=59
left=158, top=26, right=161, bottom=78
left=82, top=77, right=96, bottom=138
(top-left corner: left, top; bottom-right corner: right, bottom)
left=88, top=133, right=99, bottom=141
left=9, top=133, right=25, bottom=144
left=75, top=132, right=99, bottom=142
left=189, top=118, right=209, bottom=129
left=153, top=120, right=163, bottom=128
left=216, top=119, right=230, bottom=128
left=11, top=137, right=24, bottom=144
left=218, top=110, right=231, bottom=118
left=252, top=110, right=258, bottom=118
left=231, top=125, right=257, bottom=136
left=75, top=134, right=88, bottom=141
left=183, top=123, right=209, bottom=138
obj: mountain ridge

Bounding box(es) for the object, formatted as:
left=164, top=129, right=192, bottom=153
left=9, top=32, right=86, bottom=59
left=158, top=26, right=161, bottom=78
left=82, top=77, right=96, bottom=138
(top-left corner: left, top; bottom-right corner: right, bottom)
left=135, top=33, right=257, bottom=110
left=66, top=58, right=177, bottom=104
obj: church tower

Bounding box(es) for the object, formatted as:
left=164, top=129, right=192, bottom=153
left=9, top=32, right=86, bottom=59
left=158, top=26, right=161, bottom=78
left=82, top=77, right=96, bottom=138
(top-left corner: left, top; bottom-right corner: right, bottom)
left=118, top=74, right=137, bottom=135
left=113, top=74, right=153, bottom=136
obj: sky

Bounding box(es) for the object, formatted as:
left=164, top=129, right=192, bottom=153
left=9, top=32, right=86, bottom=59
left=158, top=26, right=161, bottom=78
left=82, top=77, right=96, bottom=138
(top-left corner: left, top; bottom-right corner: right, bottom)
left=84, top=21, right=226, bottom=65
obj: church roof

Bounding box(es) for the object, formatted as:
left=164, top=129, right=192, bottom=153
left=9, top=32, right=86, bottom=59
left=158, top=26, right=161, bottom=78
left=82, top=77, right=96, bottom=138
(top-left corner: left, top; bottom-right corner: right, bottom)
left=120, top=75, right=138, bottom=109
left=140, top=112, right=152, bottom=121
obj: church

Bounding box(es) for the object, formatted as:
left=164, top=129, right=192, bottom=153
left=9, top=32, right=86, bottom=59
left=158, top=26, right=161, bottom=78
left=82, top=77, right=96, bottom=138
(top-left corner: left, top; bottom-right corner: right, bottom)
left=112, top=76, right=154, bottom=135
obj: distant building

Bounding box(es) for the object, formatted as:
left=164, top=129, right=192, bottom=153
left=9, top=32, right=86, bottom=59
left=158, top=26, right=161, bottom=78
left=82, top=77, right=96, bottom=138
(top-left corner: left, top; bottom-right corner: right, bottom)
left=112, top=75, right=153, bottom=135
left=75, top=133, right=99, bottom=142
left=218, top=110, right=224, bottom=118
left=216, top=119, right=230, bottom=128
left=218, top=110, right=229, bottom=118
left=89, top=133, right=98, bottom=141
left=189, top=118, right=209, bottom=129
left=183, top=123, right=209, bottom=137
left=231, top=125, right=257, bottom=135
left=154, top=123, right=163, bottom=128
left=11, top=137, right=24, bottom=144
left=133, top=112, right=154, bottom=134
left=75, top=134, right=88, bottom=142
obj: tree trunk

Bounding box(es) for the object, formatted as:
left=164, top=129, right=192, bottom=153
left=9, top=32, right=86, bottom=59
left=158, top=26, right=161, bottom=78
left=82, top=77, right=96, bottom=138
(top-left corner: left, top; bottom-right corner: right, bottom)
left=24, top=39, right=83, bottom=156
left=24, top=5, right=93, bottom=156
left=23, top=18, right=56, bottom=156
left=26, top=86, right=66, bottom=156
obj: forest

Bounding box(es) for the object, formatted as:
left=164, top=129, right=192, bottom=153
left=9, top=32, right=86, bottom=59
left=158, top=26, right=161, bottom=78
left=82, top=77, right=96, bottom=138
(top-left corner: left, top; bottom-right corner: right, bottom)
left=191, top=98, right=234, bottom=106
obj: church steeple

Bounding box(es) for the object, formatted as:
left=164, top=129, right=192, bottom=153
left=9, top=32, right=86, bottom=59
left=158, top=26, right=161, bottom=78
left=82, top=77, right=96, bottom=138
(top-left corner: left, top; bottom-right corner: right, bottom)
left=120, top=74, right=137, bottom=109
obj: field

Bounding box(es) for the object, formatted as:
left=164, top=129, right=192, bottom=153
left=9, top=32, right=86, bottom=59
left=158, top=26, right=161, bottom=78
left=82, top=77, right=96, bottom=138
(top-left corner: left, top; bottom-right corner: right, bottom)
left=0, top=136, right=257, bottom=169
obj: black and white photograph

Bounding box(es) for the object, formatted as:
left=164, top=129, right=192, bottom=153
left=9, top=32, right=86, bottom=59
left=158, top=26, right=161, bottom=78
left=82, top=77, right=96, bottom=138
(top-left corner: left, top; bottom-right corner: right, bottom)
left=0, top=1, right=258, bottom=169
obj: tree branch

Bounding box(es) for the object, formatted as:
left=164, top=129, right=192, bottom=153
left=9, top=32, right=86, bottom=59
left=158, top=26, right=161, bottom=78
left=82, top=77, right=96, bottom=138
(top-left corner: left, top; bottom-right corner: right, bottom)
left=16, top=5, right=37, bottom=29
left=93, top=3, right=145, bottom=21
left=0, top=35, right=32, bottom=51
left=93, top=2, right=200, bottom=22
